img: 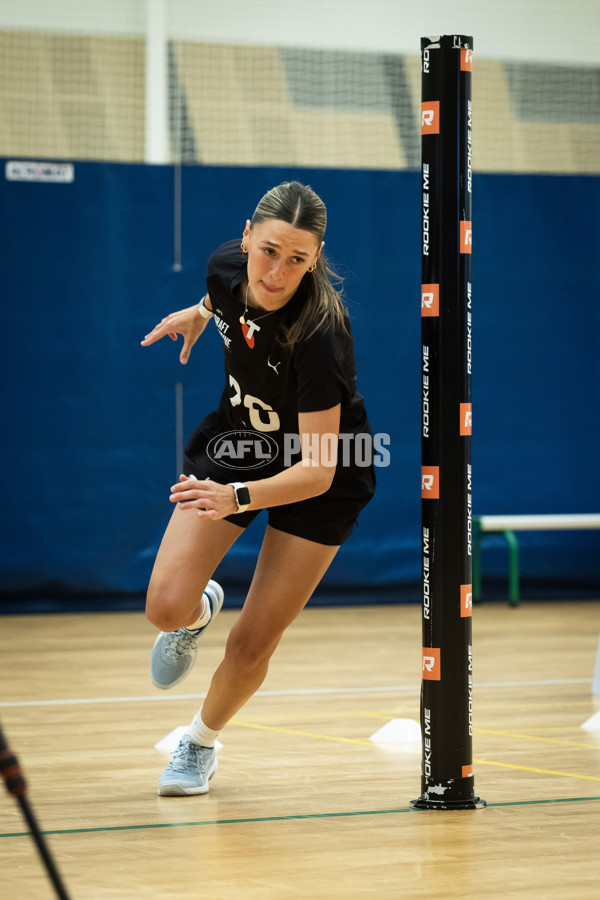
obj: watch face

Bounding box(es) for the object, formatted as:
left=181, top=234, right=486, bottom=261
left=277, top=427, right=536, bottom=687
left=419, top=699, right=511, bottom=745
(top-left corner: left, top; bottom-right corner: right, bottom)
left=237, top=485, right=251, bottom=506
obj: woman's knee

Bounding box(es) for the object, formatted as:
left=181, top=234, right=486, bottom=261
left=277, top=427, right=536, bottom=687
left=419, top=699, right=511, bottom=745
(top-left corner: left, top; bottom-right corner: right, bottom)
left=145, top=579, right=201, bottom=632
left=224, top=624, right=280, bottom=674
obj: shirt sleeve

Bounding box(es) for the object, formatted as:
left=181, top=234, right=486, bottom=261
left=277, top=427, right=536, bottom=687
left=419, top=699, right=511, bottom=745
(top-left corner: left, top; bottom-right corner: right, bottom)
left=206, top=240, right=246, bottom=286
left=293, top=325, right=351, bottom=413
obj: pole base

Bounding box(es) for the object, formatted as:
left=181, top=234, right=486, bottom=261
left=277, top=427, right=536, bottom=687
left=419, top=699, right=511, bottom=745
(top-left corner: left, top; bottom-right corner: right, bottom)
left=410, top=796, right=486, bottom=811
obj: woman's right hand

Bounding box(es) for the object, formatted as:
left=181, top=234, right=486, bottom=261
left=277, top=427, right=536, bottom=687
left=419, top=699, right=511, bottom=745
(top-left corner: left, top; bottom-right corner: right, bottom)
left=141, top=304, right=209, bottom=364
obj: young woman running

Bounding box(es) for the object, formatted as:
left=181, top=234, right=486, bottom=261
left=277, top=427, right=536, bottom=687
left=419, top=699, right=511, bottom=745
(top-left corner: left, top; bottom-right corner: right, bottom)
left=141, top=181, right=375, bottom=795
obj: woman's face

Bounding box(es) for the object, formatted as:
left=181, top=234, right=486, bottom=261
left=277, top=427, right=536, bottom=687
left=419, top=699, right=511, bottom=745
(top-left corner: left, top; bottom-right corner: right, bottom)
left=243, top=218, right=323, bottom=311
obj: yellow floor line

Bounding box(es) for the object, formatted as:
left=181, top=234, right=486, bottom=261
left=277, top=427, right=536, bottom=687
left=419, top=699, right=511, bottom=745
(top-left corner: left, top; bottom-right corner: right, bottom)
left=475, top=728, right=600, bottom=750
left=475, top=699, right=593, bottom=711
left=231, top=719, right=372, bottom=746
left=355, top=710, right=416, bottom=720
left=231, top=723, right=600, bottom=780
left=474, top=759, right=600, bottom=782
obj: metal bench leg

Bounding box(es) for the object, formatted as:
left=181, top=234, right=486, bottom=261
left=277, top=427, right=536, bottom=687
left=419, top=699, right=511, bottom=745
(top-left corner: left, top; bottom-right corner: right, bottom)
left=472, top=527, right=482, bottom=602
left=474, top=528, right=520, bottom=606
left=502, top=529, right=520, bottom=607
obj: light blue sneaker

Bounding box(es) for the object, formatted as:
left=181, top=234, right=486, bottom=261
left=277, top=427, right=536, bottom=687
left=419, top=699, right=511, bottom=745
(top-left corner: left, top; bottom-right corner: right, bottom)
left=158, top=735, right=218, bottom=796
left=150, top=580, right=224, bottom=690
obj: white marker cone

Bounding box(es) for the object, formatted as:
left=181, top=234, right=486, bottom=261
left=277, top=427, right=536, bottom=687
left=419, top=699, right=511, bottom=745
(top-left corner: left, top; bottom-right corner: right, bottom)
left=581, top=711, right=600, bottom=732
left=369, top=718, right=421, bottom=743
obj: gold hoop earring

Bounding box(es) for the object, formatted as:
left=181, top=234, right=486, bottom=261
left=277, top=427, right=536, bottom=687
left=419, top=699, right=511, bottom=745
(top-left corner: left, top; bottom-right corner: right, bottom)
left=307, top=263, right=317, bottom=273
left=241, top=242, right=248, bottom=254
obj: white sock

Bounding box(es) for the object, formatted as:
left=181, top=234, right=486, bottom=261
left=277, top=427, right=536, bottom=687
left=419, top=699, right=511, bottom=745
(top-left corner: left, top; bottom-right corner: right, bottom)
left=187, top=709, right=220, bottom=748
left=184, top=593, right=211, bottom=632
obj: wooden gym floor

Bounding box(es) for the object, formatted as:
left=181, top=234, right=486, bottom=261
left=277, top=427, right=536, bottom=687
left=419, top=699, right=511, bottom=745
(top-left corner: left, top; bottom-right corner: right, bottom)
left=1, top=600, right=599, bottom=899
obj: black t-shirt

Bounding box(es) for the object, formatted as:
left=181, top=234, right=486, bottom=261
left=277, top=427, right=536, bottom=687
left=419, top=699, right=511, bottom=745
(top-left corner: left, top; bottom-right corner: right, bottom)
left=185, top=240, right=372, bottom=482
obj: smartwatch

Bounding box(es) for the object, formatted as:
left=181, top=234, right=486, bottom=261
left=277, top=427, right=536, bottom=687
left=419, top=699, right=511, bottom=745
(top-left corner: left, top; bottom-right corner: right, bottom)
left=198, top=295, right=214, bottom=319
left=228, top=482, right=251, bottom=514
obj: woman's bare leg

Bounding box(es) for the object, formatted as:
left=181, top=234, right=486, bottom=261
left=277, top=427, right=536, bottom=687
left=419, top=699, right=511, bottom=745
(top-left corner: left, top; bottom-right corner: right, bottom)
left=145, top=505, right=244, bottom=632
left=200, top=525, right=340, bottom=730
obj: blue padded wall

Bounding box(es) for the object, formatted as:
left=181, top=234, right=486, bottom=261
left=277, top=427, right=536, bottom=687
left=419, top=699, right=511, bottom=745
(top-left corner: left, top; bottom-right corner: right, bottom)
left=0, top=163, right=598, bottom=603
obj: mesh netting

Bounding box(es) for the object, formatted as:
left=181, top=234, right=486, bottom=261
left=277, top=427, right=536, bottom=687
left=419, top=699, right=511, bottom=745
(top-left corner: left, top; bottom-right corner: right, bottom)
left=1, top=2, right=598, bottom=173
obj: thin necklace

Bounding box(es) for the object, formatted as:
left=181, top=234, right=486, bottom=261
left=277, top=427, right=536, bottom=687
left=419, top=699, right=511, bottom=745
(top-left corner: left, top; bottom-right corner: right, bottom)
left=239, top=283, right=279, bottom=326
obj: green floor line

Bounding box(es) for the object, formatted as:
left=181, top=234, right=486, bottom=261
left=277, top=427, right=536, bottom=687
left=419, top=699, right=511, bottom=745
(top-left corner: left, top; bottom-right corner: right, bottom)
left=2, top=795, right=600, bottom=839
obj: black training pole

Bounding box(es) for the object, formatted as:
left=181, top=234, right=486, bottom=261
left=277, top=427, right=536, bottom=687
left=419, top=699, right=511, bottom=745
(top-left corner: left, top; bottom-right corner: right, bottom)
left=0, top=723, right=72, bottom=899
left=411, top=35, right=485, bottom=811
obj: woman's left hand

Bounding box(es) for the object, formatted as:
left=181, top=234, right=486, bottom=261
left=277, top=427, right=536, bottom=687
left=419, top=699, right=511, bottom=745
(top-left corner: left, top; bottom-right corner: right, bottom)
left=170, top=475, right=239, bottom=519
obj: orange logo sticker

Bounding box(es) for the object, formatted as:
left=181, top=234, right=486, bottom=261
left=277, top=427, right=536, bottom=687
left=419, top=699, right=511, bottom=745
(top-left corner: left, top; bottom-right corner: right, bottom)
left=421, top=466, right=439, bottom=499
left=461, top=584, right=473, bottom=618
left=421, top=101, right=440, bottom=135
left=421, top=284, right=439, bottom=317
left=461, top=49, right=473, bottom=72
left=422, top=648, right=441, bottom=681
left=462, top=764, right=473, bottom=778
left=460, top=221, right=472, bottom=254
left=460, top=403, right=472, bottom=435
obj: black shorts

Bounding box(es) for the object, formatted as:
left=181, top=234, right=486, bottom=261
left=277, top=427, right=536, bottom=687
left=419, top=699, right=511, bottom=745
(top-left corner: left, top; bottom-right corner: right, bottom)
left=184, top=415, right=376, bottom=546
